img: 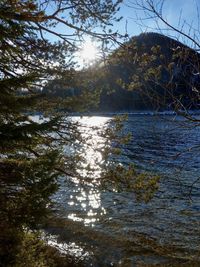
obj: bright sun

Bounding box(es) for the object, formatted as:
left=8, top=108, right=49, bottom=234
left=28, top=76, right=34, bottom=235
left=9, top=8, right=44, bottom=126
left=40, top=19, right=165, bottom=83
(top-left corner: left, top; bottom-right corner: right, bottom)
left=80, top=39, right=98, bottom=64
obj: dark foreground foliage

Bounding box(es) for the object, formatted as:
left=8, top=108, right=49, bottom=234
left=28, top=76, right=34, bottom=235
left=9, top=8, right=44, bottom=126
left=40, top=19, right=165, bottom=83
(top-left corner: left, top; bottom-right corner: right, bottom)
left=0, top=0, right=122, bottom=265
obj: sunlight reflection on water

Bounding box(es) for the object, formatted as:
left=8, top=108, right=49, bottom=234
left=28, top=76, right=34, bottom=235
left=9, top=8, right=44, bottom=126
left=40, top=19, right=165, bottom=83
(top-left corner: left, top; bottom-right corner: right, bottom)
left=65, top=116, right=111, bottom=226
left=46, top=234, right=91, bottom=259
left=50, top=114, right=200, bottom=265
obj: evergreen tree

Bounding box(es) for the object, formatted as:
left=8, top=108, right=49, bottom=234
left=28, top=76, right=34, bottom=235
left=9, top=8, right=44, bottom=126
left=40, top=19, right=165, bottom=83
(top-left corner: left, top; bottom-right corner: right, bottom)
left=0, top=0, right=122, bottom=265
left=0, top=2, right=160, bottom=265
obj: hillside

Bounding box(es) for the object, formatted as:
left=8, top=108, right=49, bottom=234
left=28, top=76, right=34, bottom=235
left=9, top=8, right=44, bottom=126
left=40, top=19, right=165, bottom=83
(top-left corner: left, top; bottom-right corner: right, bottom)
left=44, top=32, right=200, bottom=112
left=98, top=32, right=200, bottom=111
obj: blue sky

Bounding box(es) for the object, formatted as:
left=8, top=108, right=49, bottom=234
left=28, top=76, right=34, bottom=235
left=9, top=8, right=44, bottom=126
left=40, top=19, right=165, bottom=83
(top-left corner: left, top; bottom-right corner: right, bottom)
left=42, top=0, right=200, bottom=67
left=118, top=0, right=200, bottom=47
left=44, top=0, right=200, bottom=48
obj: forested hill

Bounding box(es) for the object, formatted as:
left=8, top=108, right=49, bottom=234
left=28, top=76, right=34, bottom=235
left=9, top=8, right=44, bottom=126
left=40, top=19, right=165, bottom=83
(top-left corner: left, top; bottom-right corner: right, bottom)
left=44, top=32, right=200, bottom=112
left=98, top=32, right=200, bottom=111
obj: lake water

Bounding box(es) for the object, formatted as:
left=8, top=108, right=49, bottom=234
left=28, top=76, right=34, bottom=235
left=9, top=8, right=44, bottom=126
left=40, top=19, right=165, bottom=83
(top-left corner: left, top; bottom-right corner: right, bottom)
left=47, top=114, right=200, bottom=266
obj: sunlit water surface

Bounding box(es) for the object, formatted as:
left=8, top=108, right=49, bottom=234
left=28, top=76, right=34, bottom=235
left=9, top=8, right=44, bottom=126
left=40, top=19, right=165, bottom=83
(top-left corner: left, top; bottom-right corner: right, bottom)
left=46, top=114, right=200, bottom=266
